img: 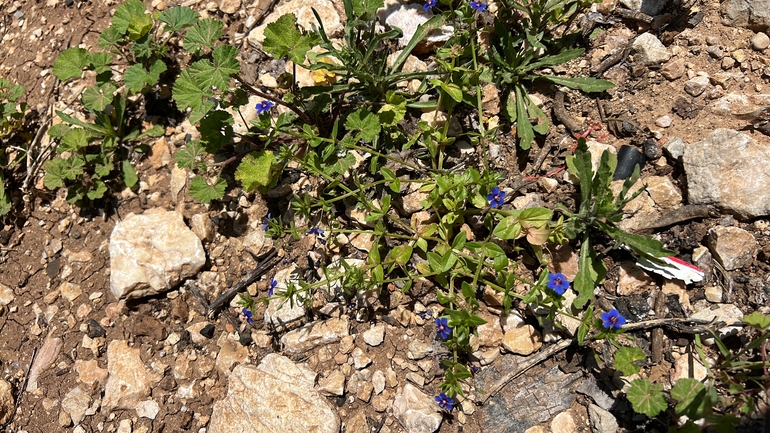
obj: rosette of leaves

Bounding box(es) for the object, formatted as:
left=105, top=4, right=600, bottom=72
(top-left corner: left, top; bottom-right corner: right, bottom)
left=486, top=15, right=614, bottom=149
left=560, top=137, right=672, bottom=309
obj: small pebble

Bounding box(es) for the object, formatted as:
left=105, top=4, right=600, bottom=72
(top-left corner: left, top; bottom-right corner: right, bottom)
left=751, top=32, right=770, bottom=51
left=655, top=115, right=672, bottom=128
left=721, top=57, right=736, bottom=70
left=705, top=36, right=719, bottom=46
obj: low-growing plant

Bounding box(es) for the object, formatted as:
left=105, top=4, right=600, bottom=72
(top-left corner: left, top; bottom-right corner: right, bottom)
left=617, top=312, right=770, bottom=432
left=0, top=78, right=28, bottom=216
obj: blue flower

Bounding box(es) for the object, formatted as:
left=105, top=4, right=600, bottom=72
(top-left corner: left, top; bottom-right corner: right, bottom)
left=469, top=0, right=487, bottom=11
left=261, top=213, right=272, bottom=231
left=424, top=0, right=436, bottom=10
left=547, top=272, right=570, bottom=296
left=601, top=309, right=626, bottom=330
left=487, top=187, right=506, bottom=208
left=242, top=308, right=254, bottom=325
left=255, top=100, right=274, bottom=114
left=435, top=392, right=455, bottom=411
left=435, top=317, right=452, bottom=341
left=308, top=227, right=324, bottom=237
left=268, top=278, right=278, bottom=296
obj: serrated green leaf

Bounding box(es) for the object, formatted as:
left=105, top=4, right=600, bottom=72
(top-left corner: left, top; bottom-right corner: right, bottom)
left=128, top=13, right=153, bottom=41
left=346, top=107, right=381, bottom=142
left=189, top=176, right=226, bottom=203
left=172, top=69, right=213, bottom=111
left=159, top=6, right=200, bottom=32
left=175, top=140, right=207, bottom=170
left=627, top=378, right=667, bottom=417
left=183, top=18, right=223, bottom=54
left=493, top=216, right=522, bottom=240
left=124, top=64, right=149, bottom=94
left=98, top=27, right=123, bottom=50
left=53, top=48, right=90, bottom=81
left=86, top=181, right=108, bottom=200
left=742, top=312, right=770, bottom=331
left=351, top=0, right=383, bottom=18
left=59, top=128, right=93, bottom=152
left=262, top=14, right=319, bottom=64
left=614, top=346, right=646, bottom=376
left=235, top=151, right=279, bottom=193
left=43, top=159, right=66, bottom=189
left=82, top=83, right=116, bottom=112
left=94, top=162, right=114, bottom=178
left=671, top=378, right=711, bottom=419
left=112, top=0, right=147, bottom=35
left=539, top=75, right=615, bottom=93
left=186, top=45, right=239, bottom=92
left=122, top=160, right=138, bottom=188
left=48, top=124, right=71, bottom=139
left=378, top=91, right=406, bottom=126
left=89, top=52, right=114, bottom=75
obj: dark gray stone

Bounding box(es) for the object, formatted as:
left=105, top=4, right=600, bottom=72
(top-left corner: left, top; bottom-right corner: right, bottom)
left=475, top=356, right=583, bottom=432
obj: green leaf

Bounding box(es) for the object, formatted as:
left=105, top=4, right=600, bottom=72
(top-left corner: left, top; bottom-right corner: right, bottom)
left=183, top=18, right=224, bottom=54
left=627, top=378, right=667, bottom=417
left=539, top=75, right=615, bottom=93
left=59, top=128, right=93, bottom=152
left=346, top=107, right=381, bottom=142
left=614, top=346, right=646, bottom=376
left=493, top=216, right=522, bottom=240
left=262, top=14, right=319, bottom=64
left=573, top=238, right=598, bottom=309
left=48, top=124, right=70, bottom=139
left=112, top=0, right=147, bottom=35
left=122, top=160, right=138, bottom=188
left=175, top=140, right=207, bottom=170
left=82, top=83, right=116, bottom=112
left=387, top=244, right=413, bottom=267
left=86, top=181, right=108, bottom=200
left=128, top=13, right=153, bottom=41
left=172, top=69, right=213, bottom=111
left=125, top=60, right=167, bottom=94
left=53, top=48, right=90, bottom=81
left=0, top=174, right=11, bottom=217
left=671, top=378, right=712, bottom=419
left=187, top=45, right=239, bottom=92
left=98, top=27, right=123, bottom=50
left=189, top=176, right=226, bottom=203
left=378, top=91, right=406, bottom=126
left=137, top=124, right=164, bottom=140
left=523, top=48, right=584, bottom=72
left=351, top=0, right=383, bottom=18
left=235, top=151, right=279, bottom=193
left=390, top=15, right=444, bottom=73
left=742, top=312, right=770, bottom=331
left=514, top=86, right=534, bottom=150
left=598, top=222, right=674, bottom=258
left=89, top=52, right=114, bottom=75
left=159, top=6, right=200, bottom=32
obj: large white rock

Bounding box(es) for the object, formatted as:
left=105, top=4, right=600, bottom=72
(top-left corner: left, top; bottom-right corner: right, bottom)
left=392, top=383, right=443, bottom=433
left=109, top=210, right=205, bottom=300
left=209, top=354, right=339, bottom=433
left=683, top=129, right=770, bottom=219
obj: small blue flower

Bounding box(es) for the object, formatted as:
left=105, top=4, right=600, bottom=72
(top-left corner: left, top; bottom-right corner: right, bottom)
left=435, top=317, right=452, bottom=341
left=308, top=227, right=324, bottom=237
left=419, top=311, right=433, bottom=319
left=242, top=308, right=254, bottom=325
left=547, top=272, right=570, bottom=296
left=601, top=309, right=627, bottom=330
left=487, top=187, right=506, bottom=208
left=435, top=392, right=455, bottom=411
left=424, top=0, right=436, bottom=10
left=255, top=100, right=275, bottom=114
left=261, top=212, right=272, bottom=231
left=469, top=0, right=487, bottom=11
left=268, top=278, right=278, bottom=296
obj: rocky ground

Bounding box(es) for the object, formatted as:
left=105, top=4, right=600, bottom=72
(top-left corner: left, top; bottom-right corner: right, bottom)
left=1, top=0, right=770, bottom=432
